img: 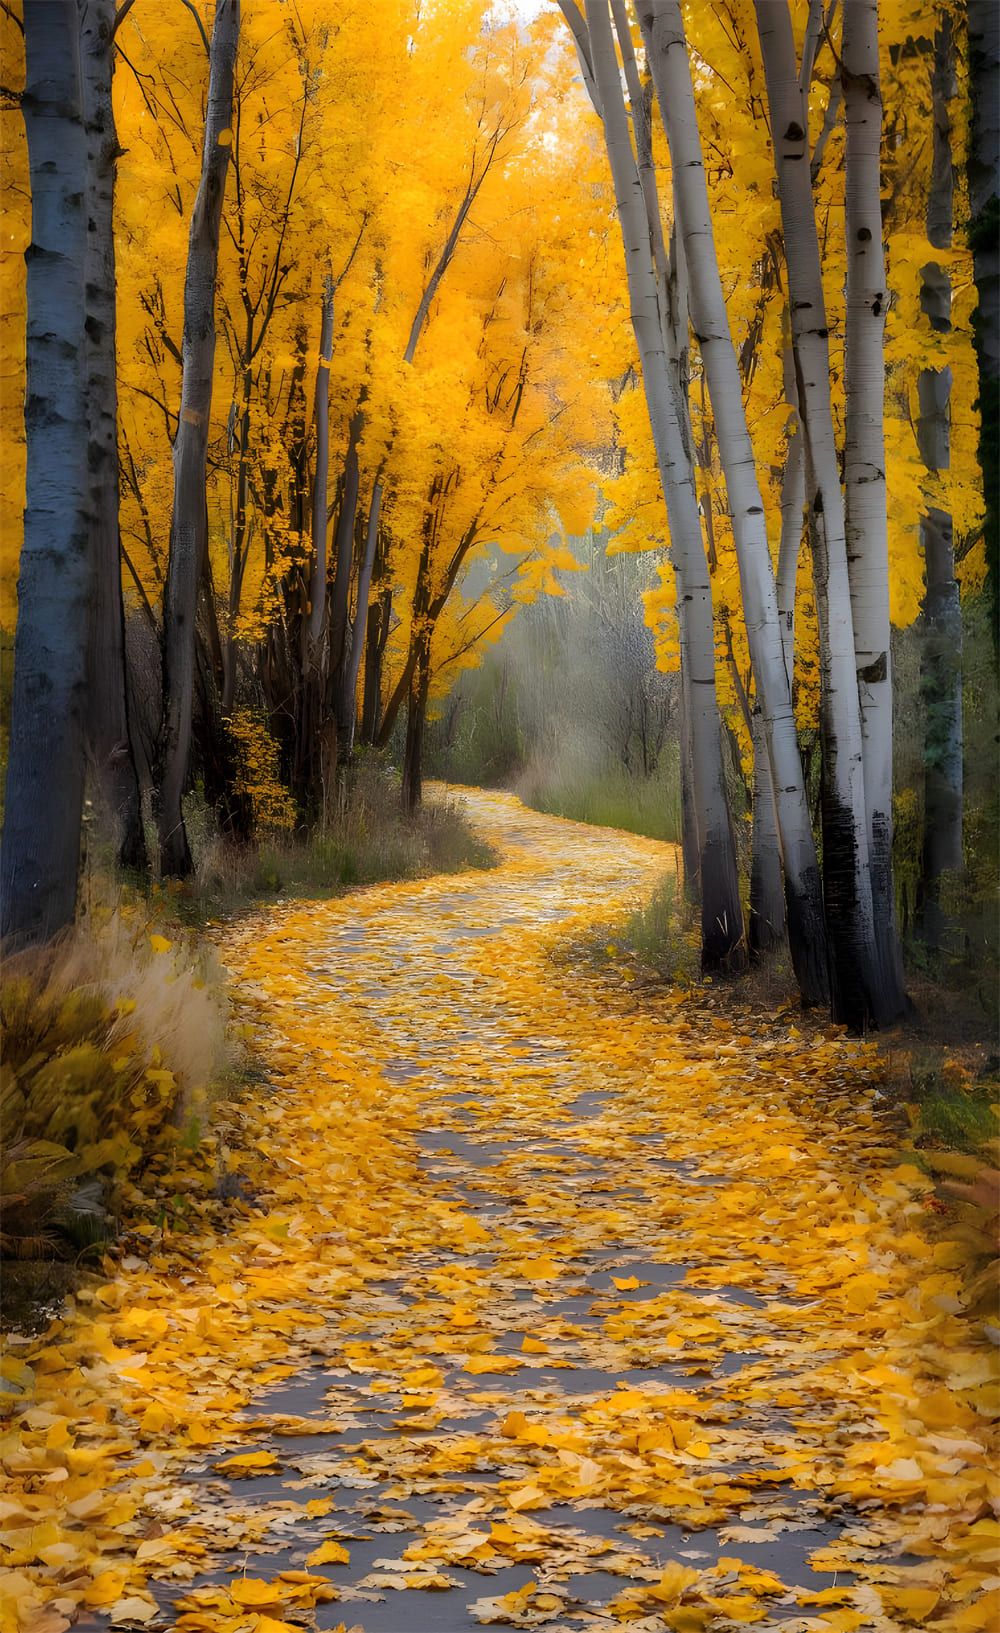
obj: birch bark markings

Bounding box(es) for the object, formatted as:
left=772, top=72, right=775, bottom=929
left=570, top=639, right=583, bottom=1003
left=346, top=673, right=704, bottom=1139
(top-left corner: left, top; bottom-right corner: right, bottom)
left=637, top=0, right=827, bottom=1006
left=157, top=0, right=239, bottom=877
left=754, top=0, right=881, bottom=1029
left=1, top=1, right=91, bottom=945
left=841, top=0, right=906, bottom=1018
left=565, top=0, right=744, bottom=970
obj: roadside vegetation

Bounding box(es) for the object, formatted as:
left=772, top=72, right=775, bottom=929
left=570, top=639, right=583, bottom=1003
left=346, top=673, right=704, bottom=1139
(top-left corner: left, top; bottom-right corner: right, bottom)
left=0, top=754, right=494, bottom=1305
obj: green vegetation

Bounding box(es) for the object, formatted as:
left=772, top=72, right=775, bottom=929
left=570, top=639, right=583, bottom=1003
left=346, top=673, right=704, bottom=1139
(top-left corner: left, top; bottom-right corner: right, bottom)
left=165, top=755, right=497, bottom=924
left=427, top=528, right=683, bottom=845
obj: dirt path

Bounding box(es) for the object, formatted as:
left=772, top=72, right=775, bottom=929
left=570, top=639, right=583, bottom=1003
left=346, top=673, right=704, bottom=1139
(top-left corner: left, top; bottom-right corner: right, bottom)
left=3, top=791, right=995, bottom=1632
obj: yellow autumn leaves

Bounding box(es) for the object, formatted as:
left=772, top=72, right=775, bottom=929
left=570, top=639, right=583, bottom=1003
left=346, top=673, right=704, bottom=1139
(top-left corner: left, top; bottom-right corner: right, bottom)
left=1, top=790, right=997, bottom=1633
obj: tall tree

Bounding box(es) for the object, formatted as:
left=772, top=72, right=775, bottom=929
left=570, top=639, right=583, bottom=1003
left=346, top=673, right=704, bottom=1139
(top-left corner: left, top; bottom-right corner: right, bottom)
left=754, top=0, right=886, bottom=1030
left=156, top=0, right=239, bottom=876
left=1, top=0, right=91, bottom=946
left=636, top=0, right=827, bottom=1005
left=841, top=0, right=906, bottom=1016
left=967, top=0, right=999, bottom=642
left=80, top=0, right=146, bottom=869
left=559, top=0, right=745, bottom=971
left=915, top=15, right=963, bottom=947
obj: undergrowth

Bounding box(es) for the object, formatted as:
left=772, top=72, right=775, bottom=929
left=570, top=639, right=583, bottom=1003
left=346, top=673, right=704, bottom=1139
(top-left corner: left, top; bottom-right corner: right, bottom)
left=514, top=757, right=682, bottom=845
left=0, top=913, right=232, bottom=1287
left=168, top=756, right=497, bottom=924
left=1, top=759, right=495, bottom=1308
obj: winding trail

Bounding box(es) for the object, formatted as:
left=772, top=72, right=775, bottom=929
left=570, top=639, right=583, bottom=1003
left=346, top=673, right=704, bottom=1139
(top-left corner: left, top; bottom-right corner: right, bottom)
left=4, top=791, right=995, bottom=1633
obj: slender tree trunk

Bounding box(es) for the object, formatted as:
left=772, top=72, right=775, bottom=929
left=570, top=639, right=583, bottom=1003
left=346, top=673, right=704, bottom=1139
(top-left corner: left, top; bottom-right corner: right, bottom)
left=638, top=0, right=826, bottom=1003
left=156, top=0, right=239, bottom=877
left=401, top=632, right=432, bottom=814
left=841, top=0, right=906, bottom=1021
left=749, top=705, right=787, bottom=955
left=917, top=16, right=963, bottom=949
left=967, top=0, right=1000, bottom=640
left=79, top=0, right=146, bottom=869
left=307, top=269, right=335, bottom=651
left=326, top=406, right=364, bottom=678
left=336, top=473, right=383, bottom=757
left=755, top=0, right=880, bottom=1030
left=1, top=1, right=91, bottom=946
left=776, top=420, right=804, bottom=689
left=566, top=0, right=743, bottom=970
left=918, top=509, right=963, bottom=947
left=361, top=575, right=391, bottom=745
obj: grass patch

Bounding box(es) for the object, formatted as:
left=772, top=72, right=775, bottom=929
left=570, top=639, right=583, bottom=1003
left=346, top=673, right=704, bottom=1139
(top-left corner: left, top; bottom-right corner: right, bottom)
left=162, top=755, right=497, bottom=924
left=515, top=752, right=682, bottom=845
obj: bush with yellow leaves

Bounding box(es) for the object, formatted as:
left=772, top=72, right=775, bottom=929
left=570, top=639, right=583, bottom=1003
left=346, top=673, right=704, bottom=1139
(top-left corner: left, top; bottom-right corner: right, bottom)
left=0, top=911, right=232, bottom=1265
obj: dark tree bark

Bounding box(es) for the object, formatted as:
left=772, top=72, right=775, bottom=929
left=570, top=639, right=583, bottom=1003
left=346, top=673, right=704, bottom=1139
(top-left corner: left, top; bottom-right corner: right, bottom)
left=1, top=1, right=91, bottom=946
left=916, top=18, right=963, bottom=949
left=156, top=0, right=239, bottom=877
left=967, top=0, right=1000, bottom=644
left=80, top=0, right=146, bottom=870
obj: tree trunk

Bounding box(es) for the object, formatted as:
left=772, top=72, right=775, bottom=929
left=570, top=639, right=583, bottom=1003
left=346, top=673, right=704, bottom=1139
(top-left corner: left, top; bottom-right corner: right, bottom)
left=156, top=0, right=239, bottom=877
left=361, top=575, right=391, bottom=745
left=307, top=269, right=335, bottom=650
left=841, top=0, right=906, bottom=1020
left=638, top=0, right=826, bottom=1004
left=1, top=1, right=91, bottom=946
left=748, top=705, right=787, bottom=955
left=326, top=405, right=364, bottom=682
left=79, top=0, right=146, bottom=870
left=569, top=0, right=744, bottom=971
left=755, top=0, right=881, bottom=1030
left=918, top=508, right=963, bottom=948
left=335, top=473, right=383, bottom=757
left=776, top=418, right=804, bottom=690
left=917, top=16, right=963, bottom=950
left=401, top=632, right=432, bottom=814
left=967, top=0, right=1000, bottom=641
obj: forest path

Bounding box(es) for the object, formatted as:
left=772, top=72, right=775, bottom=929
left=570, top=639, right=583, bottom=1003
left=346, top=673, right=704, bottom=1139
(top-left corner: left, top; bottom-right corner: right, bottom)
left=15, top=791, right=993, bottom=1633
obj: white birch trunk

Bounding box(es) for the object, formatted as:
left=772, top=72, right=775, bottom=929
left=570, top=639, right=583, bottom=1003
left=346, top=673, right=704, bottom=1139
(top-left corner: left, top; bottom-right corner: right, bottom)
left=755, top=0, right=880, bottom=1030
left=1, top=0, right=91, bottom=945
left=638, top=0, right=827, bottom=1005
left=576, top=0, right=744, bottom=968
left=776, top=425, right=804, bottom=689
left=157, top=0, right=239, bottom=876
left=842, top=0, right=906, bottom=1019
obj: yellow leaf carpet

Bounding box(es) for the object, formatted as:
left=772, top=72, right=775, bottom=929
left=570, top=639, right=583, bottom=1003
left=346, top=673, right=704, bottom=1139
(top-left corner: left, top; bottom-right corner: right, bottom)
left=1, top=791, right=996, bottom=1633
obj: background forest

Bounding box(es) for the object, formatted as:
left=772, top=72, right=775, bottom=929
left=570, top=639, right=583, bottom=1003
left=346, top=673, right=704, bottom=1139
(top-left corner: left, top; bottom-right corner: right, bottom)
left=0, top=0, right=998, bottom=1260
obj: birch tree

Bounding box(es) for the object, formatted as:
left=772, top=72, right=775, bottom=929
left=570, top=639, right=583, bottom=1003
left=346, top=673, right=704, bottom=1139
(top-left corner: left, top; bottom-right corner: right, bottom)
left=156, top=0, right=239, bottom=877
left=1, top=1, right=91, bottom=945
left=559, top=0, right=745, bottom=970
left=754, top=0, right=886, bottom=1030
left=840, top=0, right=906, bottom=1016
left=636, top=0, right=827, bottom=1005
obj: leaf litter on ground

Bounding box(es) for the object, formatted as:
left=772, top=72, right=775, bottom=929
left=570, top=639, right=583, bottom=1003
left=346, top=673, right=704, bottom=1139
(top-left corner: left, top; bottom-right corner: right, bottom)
left=1, top=789, right=997, bottom=1633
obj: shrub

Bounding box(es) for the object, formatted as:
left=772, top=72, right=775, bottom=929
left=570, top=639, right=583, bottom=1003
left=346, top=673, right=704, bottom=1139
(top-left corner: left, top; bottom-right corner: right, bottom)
left=0, top=913, right=232, bottom=1264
